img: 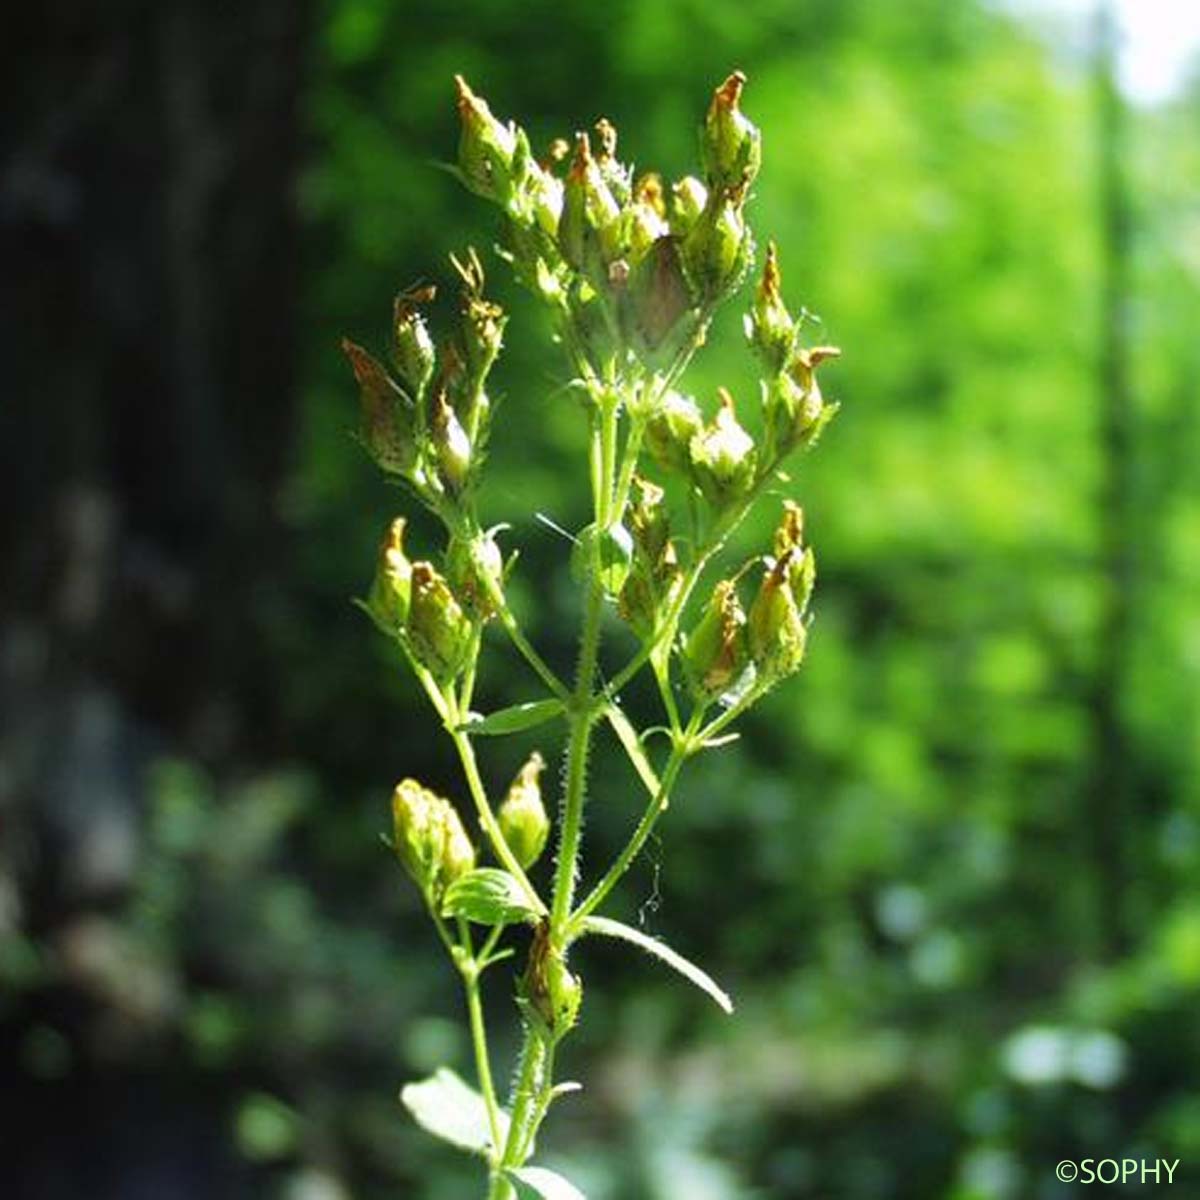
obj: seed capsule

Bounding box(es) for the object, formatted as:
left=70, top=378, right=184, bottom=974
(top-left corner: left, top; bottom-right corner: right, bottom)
left=342, top=339, right=418, bottom=475
left=701, top=71, right=761, bottom=190
left=455, top=75, right=518, bottom=205
left=645, top=390, right=704, bottom=474
left=744, top=242, right=795, bottom=373
left=407, top=561, right=472, bottom=681
left=367, top=517, right=413, bottom=631
left=392, top=285, right=437, bottom=398
left=684, top=579, right=750, bottom=702
left=688, top=388, right=756, bottom=507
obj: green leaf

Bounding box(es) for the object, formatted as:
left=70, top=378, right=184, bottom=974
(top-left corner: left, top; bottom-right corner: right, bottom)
left=604, top=703, right=661, bottom=799
left=399, top=1067, right=509, bottom=1155
left=442, top=868, right=541, bottom=925
left=458, top=699, right=565, bottom=736
left=579, top=916, right=734, bottom=1014
left=508, top=1165, right=587, bottom=1200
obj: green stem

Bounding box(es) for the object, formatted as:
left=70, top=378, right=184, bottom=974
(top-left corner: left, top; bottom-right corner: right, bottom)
left=448, top=714, right=546, bottom=916
left=550, top=581, right=605, bottom=938
left=499, top=1029, right=545, bottom=1169
left=457, top=920, right=503, bottom=1156
left=569, top=707, right=704, bottom=931
left=517, top=1039, right=557, bottom=1161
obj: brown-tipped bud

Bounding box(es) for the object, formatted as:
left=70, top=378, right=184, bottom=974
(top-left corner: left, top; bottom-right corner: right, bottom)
left=367, top=517, right=413, bottom=631
left=446, top=529, right=504, bottom=621
left=681, top=185, right=752, bottom=304
left=645, top=389, right=705, bottom=474
left=407, top=561, right=472, bottom=681
left=430, top=389, right=472, bottom=493
left=684, top=579, right=750, bottom=701
left=748, top=549, right=809, bottom=682
left=628, top=474, right=670, bottom=564
left=558, top=131, right=622, bottom=271
left=688, top=388, right=757, bottom=507
left=524, top=922, right=582, bottom=1036
left=592, top=117, right=631, bottom=205
left=392, top=285, right=437, bottom=397
left=455, top=75, right=519, bottom=205
left=744, top=242, right=795, bottom=372
left=768, top=345, right=842, bottom=456
left=342, top=339, right=418, bottom=475
left=626, top=176, right=671, bottom=265
left=451, top=249, right=507, bottom=384
left=391, top=779, right=476, bottom=901
left=498, top=752, right=550, bottom=869
left=701, top=71, right=762, bottom=190
left=671, top=176, right=708, bottom=237
left=773, top=500, right=805, bottom=558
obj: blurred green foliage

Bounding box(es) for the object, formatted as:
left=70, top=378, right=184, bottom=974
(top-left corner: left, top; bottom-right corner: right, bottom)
left=7, top=0, right=1200, bottom=1197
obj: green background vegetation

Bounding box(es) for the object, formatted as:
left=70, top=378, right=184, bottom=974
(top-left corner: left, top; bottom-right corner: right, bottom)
left=4, top=1, right=1199, bottom=1196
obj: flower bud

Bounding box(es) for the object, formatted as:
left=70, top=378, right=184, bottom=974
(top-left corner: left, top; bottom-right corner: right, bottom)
left=688, top=388, right=757, bottom=507
left=446, top=529, right=504, bottom=621
left=671, top=175, right=708, bottom=237
left=391, top=778, right=476, bottom=901
left=626, top=174, right=670, bottom=264
left=744, top=242, right=795, bottom=373
left=498, top=752, right=550, bottom=869
left=684, top=579, right=750, bottom=701
left=342, top=339, right=418, bottom=475
left=748, top=550, right=809, bottom=682
left=431, top=389, right=472, bottom=493
left=627, top=474, right=670, bottom=563
left=570, top=521, right=633, bottom=597
left=645, top=389, right=704, bottom=474
left=701, top=71, right=761, bottom=190
left=681, top=186, right=752, bottom=304
left=455, top=76, right=518, bottom=205
left=407, top=561, right=472, bottom=680
left=367, top=517, right=413, bottom=631
left=392, top=285, right=437, bottom=398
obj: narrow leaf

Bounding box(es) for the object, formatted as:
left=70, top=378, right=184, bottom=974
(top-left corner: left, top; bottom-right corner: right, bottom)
left=605, top=703, right=661, bottom=798
left=459, top=699, right=565, bottom=736
left=400, top=1067, right=509, bottom=1155
left=442, top=868, right=540, bottom=926
left=508, top=1165, right=587, bottom=1200
left=580, top=916, right=734, bottom=1014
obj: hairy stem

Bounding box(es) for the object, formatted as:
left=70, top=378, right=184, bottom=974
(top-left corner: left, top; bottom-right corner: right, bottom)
left=569, top=706, right=704, bottom=930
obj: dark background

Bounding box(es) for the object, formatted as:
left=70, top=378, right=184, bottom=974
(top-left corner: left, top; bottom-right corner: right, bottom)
left=3, top=1, right=1199, bottom=1197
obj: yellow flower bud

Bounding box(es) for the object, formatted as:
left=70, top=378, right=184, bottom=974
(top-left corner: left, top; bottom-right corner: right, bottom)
left=748, top=550, right=809, bottom=682
left=391, top=779, right=476, bottom=901
left=498, top=752, right=550, bottom=869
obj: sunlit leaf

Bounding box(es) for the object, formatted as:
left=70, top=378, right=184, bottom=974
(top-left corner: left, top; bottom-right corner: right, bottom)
left=458, top=699, right=565, bottom=736
left=508, top=1165, right=587, bottom=1200
left=400, top=1067, right=509, bottom=1155
left=579, top=916, right=734, bottom=1014
left=442, top=869, right=540, bottom=925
